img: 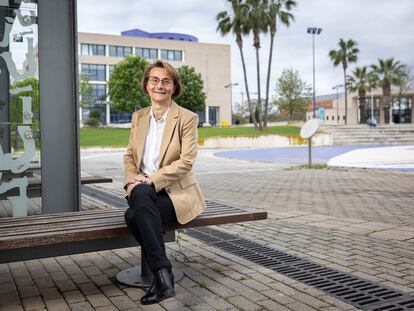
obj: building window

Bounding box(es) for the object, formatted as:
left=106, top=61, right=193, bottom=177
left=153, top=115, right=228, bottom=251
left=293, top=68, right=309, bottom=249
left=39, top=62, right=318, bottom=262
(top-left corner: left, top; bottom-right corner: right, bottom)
left=109, top=45, right=133, bottom=57
left=109, top=65, right=115, bottom=77
left=81, top=43, right=105, bottom=56
left=81, top=64, right=106, bottom=81
left=83, top=84, right=107, bottom=105
left=160, top=49, right=183, bottom=61
left=136, top=47, right=157, bottom=60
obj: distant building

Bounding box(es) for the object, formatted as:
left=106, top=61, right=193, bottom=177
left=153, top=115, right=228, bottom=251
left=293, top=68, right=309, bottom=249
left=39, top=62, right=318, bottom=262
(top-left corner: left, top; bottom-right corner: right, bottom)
left=306, top=89, right=414, bottom=125
left=78, top=29, right=231, bottom=126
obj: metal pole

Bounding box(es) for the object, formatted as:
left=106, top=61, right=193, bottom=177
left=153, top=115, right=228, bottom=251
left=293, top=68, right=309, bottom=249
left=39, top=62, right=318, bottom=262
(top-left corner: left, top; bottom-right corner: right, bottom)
left=308, top=137, right=312, bottom=168
left=371, top=90, right=374, bottom=120
left=312, top=34, right=316, bottom=118
left=336, top=87, right=339, bottom=125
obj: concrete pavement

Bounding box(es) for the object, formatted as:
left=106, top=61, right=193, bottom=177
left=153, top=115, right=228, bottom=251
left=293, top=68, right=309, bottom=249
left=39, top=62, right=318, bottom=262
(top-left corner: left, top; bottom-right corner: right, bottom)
left=0, top=149, right=413, bottom=310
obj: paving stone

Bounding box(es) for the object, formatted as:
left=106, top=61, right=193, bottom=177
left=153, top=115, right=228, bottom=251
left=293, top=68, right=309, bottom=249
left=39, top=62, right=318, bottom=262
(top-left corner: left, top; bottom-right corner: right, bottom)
left=189, top=303, right=217, bottom=311
left=21, top=296, right=45, bottom=310
left=258, top=299, right=292, bottom=311
left=49, top=271, right=69, bottom=282
left=0, top=293, right=23, bottom=311
left=44, top=298, right=70, bottom=311
left=95, top=306, right=119, bottom=311
left=160, top=299, right=192, bottom=311
left=122, top=287, right=146, bottom=301
left=55, top=279, right=77, bottom=292
left=202, top=294, right=234, bottom=310
left=33, top=277, right=54, bottom=289
left=63, top=289, right=86, bottom=304
left=70, top=301, right=95, bottom=311
left=109, top=295, right=137, bottom=310
left=17, top=284, right=39, bottom=298
left=79, top=283, right=101, bottom=295
left=38, top=287, right=62, bottom=300
left=70, top=273, right=91, bottom=285
left=85, top=293, right=112, bottom=308
left=227, top=295, right=262, bottom=311
left=90, top=274, right=113, bottom=286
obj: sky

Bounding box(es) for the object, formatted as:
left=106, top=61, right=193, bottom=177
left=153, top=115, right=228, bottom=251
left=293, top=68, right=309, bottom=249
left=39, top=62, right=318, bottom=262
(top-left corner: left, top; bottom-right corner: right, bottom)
left=77, top=0, right=414, bottom=105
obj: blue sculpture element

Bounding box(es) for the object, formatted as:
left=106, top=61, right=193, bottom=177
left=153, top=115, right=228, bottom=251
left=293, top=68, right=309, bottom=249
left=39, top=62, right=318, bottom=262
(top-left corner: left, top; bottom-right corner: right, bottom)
left=121, top=28, right=199, bottom=42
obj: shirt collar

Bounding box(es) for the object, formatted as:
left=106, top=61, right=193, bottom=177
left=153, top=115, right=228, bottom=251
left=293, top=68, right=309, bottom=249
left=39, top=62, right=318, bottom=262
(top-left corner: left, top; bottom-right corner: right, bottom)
left=149, top=107, right=169, bottom=122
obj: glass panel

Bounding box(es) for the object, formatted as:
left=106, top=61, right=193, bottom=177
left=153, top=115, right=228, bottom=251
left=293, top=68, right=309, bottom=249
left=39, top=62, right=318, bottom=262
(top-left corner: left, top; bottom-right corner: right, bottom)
left=174, top=50, right=182, bottom=61
left=150, top=48, right=157, bottom=59
left=168, top=50, right=174, bottom=60
left=108, top=45, right=116, bottom=57
left=81, top=43, right=88, bottom=55
left=0, top=1, right=41, bottom=218
left=124, top=47, right=132, bottom=56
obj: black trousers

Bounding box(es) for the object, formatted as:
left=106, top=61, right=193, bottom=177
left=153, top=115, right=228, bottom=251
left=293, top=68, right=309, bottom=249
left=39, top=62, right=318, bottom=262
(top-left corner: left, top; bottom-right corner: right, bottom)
left=124, top=183, right=178, bottom=272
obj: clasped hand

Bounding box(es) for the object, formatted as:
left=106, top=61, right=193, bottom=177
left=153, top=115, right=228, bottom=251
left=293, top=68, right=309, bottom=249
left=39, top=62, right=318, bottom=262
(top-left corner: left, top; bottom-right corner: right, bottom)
left=127, top=174, right=152, bottom=197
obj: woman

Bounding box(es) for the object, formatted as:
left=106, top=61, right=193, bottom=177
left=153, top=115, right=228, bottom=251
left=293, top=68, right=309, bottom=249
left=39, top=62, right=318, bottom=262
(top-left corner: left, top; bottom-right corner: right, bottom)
left=123, top=60, right=206, bottom=305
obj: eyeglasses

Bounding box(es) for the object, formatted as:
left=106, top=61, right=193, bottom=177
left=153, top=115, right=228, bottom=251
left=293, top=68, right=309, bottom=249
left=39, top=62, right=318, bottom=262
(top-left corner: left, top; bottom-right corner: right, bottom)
left=148, top=77, right=173, bottom=87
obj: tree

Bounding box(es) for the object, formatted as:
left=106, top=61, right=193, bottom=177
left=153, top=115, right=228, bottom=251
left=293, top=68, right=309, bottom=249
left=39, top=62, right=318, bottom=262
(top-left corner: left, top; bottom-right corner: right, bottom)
left=347, top=66, right=371, bottom=107
left=246, top=0, right=268, bottom=130
left=216, top=0, right=257, bottom=128
left=371, top=58, right=407, bottom=123
left=328, top=38, right=359, bottom=124
left=264, top=0, right=296, bottom=128
left=108, top=56, right=150, bottom=112
left=176, top=66, right=206, bottom=113
left=79, top=74, right=93, bottom=108
left=274, top=68, right=311, bottom=116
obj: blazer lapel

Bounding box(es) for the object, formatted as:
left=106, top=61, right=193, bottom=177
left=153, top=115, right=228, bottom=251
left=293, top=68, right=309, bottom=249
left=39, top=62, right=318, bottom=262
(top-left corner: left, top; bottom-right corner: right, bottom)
left=158, top=101, right=179, bottom=166
left=135, top=108, right=150, bottom=168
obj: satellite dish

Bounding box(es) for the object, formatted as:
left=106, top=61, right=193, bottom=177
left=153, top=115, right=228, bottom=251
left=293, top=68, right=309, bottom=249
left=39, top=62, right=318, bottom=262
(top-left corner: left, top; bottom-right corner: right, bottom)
left=300, top=119, right=320, bottom=139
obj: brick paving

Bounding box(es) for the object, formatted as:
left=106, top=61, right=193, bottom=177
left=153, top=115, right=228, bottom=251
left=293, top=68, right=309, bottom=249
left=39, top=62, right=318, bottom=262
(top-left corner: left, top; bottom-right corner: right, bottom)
left=0, top=149, right=413, bottom=310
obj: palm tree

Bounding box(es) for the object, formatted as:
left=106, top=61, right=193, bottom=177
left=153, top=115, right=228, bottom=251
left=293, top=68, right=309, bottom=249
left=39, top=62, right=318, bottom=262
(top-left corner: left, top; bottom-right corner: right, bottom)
left=347, top=66, right=370, bottom=106
left=328, top=38, right=359, bottom=124
left=216, top=0, right=258, bottom=128
left=264, top=0, right=296, bottom=128
left=246, top=0, right=268, bottom=130
left=371, top=58, right=407, bottom=123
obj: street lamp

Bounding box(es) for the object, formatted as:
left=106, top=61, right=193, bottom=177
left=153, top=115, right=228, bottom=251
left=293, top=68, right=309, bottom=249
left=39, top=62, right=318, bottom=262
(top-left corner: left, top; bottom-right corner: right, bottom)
left=332, top=84, right=343, bottom=125
left=307, top=27, right=322, bottom=118
left=224, top=83, right=239, bottom=125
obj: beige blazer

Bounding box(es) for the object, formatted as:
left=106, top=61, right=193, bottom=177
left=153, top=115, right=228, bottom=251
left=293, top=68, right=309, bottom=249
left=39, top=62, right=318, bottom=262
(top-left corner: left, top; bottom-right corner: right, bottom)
left=123, top=101, right=206, bottom=224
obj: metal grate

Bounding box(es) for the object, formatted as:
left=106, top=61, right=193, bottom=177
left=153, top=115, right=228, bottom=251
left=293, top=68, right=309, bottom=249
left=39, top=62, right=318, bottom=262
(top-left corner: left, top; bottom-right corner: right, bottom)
left=187, top=227, right=414, bottom=311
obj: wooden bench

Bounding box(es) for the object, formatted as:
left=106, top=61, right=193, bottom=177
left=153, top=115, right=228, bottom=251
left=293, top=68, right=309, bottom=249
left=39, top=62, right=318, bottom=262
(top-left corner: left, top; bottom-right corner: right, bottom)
left=0, top=200, right=267, bottom=286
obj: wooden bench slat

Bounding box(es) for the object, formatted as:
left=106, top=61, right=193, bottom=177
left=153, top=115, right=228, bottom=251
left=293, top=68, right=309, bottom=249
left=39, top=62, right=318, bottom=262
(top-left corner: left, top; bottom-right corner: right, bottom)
left=0, top=209, right=258, bottom=237
left=0, top=211, right=267, bottom=250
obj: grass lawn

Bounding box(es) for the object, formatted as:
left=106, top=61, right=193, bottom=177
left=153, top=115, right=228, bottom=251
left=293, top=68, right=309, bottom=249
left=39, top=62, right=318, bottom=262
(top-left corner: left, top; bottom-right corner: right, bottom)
left=197, top=125, right=299, bottom=139
left=80, top=125, right=300, bottom=147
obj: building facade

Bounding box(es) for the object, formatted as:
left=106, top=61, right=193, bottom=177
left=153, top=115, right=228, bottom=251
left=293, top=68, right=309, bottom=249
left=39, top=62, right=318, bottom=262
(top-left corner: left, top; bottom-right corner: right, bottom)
left=306, top=89, right=414, bottom=125
left=78, top=29, right=231, bottom=126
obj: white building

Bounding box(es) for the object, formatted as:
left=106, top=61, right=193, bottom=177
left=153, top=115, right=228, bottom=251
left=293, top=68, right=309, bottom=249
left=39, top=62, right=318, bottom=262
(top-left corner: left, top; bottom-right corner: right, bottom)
left=78, top=29, right=231, bottom=126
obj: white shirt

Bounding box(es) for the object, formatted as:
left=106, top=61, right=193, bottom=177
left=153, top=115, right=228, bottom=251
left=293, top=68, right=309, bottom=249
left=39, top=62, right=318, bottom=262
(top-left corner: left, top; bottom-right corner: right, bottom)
left=140, top=108, right=169, bottom=175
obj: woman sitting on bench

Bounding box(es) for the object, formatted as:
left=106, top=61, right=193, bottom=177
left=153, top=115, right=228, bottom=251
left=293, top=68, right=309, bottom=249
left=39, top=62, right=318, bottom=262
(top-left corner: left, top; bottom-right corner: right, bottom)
left=123, top=60, right=206, bottom=305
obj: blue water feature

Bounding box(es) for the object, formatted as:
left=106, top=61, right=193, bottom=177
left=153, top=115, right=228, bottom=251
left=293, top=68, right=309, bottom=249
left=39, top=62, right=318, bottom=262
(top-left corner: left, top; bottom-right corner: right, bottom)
left=214, top=145, right=382, bottom=166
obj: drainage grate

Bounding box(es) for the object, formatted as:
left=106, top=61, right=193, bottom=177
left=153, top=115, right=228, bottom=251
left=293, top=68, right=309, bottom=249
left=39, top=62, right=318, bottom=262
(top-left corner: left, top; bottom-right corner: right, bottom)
left=186, top=227, right=414, bottom=311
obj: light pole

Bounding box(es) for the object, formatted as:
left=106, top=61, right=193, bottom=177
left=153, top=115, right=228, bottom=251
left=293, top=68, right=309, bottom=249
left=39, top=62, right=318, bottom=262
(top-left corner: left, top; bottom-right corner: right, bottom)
left=224, top=83, right=239, bottom=125
left=332, top=84, right=343, bottom=125
left=307, top=27, right=322, bottom=118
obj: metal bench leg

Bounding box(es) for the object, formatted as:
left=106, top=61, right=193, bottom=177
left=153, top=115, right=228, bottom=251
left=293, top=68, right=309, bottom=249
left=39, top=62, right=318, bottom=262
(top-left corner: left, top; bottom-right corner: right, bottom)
left=116, top=248, right=184, bottom=288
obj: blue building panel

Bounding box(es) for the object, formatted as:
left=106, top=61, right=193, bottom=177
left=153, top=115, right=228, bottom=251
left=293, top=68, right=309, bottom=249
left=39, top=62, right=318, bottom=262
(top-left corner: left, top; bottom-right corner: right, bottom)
left=121, top=28, right=198, bottom=42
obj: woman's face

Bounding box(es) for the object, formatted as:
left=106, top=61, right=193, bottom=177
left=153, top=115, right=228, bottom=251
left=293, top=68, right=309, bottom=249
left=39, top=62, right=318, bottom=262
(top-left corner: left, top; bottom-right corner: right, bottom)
left=146, top=67, right=175, bottom=105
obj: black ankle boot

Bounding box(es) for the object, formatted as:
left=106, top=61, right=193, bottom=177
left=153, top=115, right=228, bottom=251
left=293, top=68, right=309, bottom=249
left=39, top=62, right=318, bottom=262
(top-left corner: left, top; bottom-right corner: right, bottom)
left=140, top=267, right=175, bottom=305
